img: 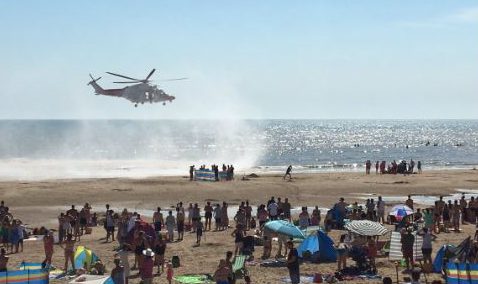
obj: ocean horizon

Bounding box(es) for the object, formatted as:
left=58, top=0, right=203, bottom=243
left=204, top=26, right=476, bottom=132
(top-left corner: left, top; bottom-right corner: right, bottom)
left=1, top=119, right=477, bottom=180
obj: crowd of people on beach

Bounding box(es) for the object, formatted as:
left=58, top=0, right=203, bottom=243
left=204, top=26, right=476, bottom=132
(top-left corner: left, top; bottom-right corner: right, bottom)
left=5, top=174, right=478, bottom=284
left=365, top=159, right=422, bottom=175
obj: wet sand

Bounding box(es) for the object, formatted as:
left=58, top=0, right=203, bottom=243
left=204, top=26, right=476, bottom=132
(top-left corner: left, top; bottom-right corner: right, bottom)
left=2, top=169, right=478, bottom=283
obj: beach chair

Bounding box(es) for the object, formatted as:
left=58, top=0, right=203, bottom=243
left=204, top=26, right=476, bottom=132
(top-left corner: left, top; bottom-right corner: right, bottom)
left=232, top=254, right=247, bottom=280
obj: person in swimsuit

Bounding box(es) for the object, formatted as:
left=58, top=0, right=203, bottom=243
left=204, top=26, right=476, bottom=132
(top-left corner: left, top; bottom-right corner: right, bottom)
left=231, top=224, right=244, bottom=255
left=154, top=234, right=167, bottom=274
left=42, top=230, right=54, bottom=268
left=204, top=202, right=213, bottom=231
left=60, top=233, right=76, bottom=272
left=153, top=207, right=163, bottom=233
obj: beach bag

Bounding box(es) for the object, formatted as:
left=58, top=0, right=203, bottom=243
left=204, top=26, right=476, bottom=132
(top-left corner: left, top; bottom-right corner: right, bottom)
left=172, top=255, right=180, bottom=268
left=313, top=273, right=323, bottom=283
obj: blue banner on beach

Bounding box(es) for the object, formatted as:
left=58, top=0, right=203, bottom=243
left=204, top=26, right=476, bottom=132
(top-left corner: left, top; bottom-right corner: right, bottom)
left=194, top=170, right=228, bottom=181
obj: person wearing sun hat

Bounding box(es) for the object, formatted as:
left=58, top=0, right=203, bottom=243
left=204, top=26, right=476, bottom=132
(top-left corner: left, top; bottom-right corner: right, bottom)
left=140, top=248, right=154, bottom=284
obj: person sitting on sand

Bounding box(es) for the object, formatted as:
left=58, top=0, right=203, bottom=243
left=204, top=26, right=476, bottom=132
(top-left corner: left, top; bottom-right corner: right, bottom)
left=213, top=259, right=231, bottom=284
left=298, top=207, right=310, bottom=229
left=60, top=233, right=76, bottom=272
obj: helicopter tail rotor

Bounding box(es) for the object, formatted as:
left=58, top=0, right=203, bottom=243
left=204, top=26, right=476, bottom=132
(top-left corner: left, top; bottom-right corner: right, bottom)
left=87, top=74, right=102, bottom=85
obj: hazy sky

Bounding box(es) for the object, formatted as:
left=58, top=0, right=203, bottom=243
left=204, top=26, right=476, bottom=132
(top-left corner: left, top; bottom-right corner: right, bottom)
left=1, top=1, right=477, bottom=119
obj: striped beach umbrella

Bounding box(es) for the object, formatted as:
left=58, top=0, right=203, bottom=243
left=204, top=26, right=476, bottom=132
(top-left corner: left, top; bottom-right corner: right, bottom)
left=344, top=220, right=388, bottom=236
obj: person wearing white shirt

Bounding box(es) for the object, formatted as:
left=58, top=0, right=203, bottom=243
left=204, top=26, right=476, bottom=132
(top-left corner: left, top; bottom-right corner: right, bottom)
left=268, top=202, right=279, bottom=220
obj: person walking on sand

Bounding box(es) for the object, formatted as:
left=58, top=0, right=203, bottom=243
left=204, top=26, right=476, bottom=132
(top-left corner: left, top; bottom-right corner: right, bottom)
left=283, top=165, right=292, bottom=180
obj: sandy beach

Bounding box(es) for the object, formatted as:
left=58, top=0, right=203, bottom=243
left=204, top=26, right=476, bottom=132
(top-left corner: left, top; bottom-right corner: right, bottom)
left=2, top=169, right=478, bottom=283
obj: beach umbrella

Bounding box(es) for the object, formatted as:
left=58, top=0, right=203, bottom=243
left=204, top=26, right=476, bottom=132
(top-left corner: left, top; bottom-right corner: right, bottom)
left=264, top=220, right=305, bottom=239
left=344, top=220, right=388, bottom=236
left=389, top=204, right=413, bottom=221
left=74, top=246, right=99, bottom=270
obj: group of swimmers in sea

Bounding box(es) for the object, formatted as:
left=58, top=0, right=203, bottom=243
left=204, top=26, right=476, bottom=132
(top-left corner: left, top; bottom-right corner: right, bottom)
left=365, top=159, right=422, bottom=175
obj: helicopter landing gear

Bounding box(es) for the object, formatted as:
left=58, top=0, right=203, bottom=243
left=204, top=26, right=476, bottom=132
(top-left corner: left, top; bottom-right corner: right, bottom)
left=134, top=104, right=138, bottom=107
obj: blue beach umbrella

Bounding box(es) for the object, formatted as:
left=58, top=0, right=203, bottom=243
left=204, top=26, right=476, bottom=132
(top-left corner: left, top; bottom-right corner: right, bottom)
left=264, top=220, right=305, bottom=239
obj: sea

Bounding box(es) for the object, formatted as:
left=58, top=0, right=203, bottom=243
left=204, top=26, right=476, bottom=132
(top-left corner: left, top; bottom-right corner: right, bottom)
left=0, top=119, right=477, bottom=180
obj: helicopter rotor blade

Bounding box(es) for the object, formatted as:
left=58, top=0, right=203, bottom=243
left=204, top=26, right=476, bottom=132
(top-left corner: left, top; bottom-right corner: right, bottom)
left=106, top=72, right=139, bottom=81
left=159, top=77, right=188, bottom=82
left=145, top=69, right=156, bottom=81
left=113, top=81, right=142, bottom=84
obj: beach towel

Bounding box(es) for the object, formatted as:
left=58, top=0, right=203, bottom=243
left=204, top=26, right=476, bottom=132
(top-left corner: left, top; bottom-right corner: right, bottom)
left=69, top=275, right=114, bottom=284
left=173, top=274, right=213, bottom=284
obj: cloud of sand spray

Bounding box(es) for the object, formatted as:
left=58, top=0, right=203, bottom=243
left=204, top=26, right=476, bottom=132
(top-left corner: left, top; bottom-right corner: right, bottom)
left=0, top=68, right=265, bottom=180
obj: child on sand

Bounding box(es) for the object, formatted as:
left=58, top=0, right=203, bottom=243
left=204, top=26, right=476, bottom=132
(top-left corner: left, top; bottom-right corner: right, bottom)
left=166, top=262, right=173, bottom=284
